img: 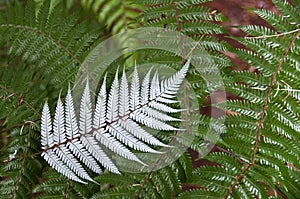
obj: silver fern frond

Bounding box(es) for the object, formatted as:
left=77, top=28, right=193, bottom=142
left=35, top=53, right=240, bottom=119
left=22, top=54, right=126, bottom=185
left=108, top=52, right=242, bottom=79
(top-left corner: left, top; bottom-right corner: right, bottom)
left=41, top=59, right=190, bottom=183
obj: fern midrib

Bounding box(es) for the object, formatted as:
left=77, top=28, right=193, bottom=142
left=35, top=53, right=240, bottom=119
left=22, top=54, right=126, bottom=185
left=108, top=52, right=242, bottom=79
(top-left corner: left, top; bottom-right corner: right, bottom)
left=223, top=30, right=300, bottom=199
left=0, top=24, right=97, bottom=84
left=244, top=28, right=300, bottom=39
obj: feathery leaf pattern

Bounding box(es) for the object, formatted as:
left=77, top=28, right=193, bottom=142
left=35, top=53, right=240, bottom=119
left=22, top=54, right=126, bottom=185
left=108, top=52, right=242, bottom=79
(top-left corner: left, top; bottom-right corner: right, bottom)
left=41, top=59, right=190, bottom=183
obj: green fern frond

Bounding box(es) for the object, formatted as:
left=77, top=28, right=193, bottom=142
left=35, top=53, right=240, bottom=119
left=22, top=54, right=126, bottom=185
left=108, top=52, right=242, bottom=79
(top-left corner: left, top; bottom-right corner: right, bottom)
left=0, top=0, right=100, bottom=88
left=0, top=127, right=42, bottom=198
left=0, top=1, right=102, bottom=198
left=33, top=169, right=98, bottom=199
left=92, top=153, right=192, bottom=198
left=139, top=0, right=225, bottom=36
left=272, top=0, right=300, bottom=24
left=80, top=0, right=143, bottom=33
left=183, top=0, right=300, bottom=198
left=254, top=9, right=295, bottom=32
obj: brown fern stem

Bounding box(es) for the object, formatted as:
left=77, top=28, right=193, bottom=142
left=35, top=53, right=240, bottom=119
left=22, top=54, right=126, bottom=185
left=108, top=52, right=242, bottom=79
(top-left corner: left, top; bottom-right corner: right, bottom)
left=64, top=180, right=71, bottom=199
left=224, top=30, right=300, bottom=199
left=251, top=30, right=299, bottom=165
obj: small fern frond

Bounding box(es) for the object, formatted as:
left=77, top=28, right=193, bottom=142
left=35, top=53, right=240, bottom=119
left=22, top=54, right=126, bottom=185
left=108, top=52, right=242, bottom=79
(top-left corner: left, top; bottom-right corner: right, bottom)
left=41, top=59, right=190, bottom=183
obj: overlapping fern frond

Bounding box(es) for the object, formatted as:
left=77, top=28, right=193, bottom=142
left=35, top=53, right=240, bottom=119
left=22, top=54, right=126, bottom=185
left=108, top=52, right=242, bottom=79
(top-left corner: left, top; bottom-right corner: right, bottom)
left=41, top=59, right=190, bottom=183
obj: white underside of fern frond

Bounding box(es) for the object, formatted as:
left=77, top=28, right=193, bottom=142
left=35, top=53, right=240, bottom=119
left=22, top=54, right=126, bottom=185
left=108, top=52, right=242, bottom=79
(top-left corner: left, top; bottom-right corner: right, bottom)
left=41, top=59, right=190, bottom=183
